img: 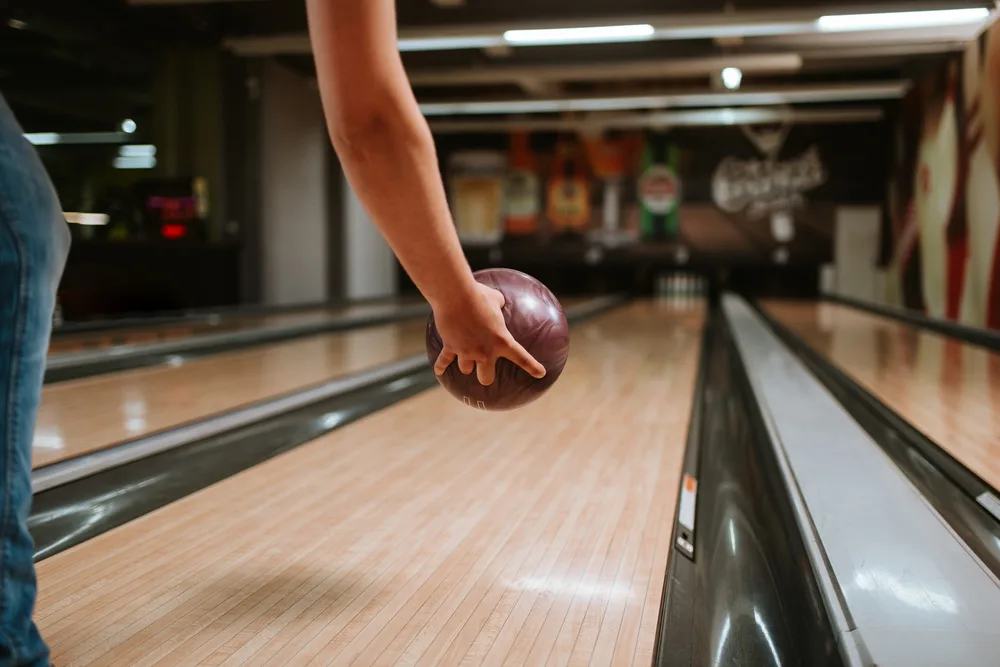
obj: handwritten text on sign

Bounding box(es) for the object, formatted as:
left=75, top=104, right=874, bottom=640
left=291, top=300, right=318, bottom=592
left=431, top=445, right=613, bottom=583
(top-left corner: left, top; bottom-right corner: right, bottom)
left=711, top=146, right=827, bottom=219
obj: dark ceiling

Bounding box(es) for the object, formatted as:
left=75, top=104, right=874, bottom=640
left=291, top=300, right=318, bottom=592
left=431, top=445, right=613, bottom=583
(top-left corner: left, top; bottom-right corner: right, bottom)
left=0, top=0, right=993, bottom=132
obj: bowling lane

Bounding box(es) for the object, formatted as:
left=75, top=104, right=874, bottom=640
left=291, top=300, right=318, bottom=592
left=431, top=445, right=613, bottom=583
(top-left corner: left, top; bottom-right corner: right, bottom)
left=764, top=300, right=1000, bottom=493
left=35, top=300, right=703, bottom=667
left=34, top=318, right=428, bottom=469
left=48, top=301, right=418, bottom=355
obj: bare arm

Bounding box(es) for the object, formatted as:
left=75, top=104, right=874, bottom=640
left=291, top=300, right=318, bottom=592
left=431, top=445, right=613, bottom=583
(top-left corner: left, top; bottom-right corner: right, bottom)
left=305, top=0, right=545, bottom=383
left=305, top=0, right=477, bottom=314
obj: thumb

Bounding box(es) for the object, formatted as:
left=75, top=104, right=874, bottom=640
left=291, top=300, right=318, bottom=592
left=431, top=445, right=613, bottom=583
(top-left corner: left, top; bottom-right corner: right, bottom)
left=486, top=287, right=506, bottom=308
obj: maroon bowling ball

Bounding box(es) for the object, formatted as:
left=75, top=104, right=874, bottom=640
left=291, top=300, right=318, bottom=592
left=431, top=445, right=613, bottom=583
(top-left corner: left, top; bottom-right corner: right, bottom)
left=425, top=268, right=569, bottom=411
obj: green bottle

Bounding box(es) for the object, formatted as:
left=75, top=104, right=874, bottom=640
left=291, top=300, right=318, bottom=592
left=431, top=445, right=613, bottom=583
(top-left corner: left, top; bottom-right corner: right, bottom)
left=637, top=133, right=681, bottom=241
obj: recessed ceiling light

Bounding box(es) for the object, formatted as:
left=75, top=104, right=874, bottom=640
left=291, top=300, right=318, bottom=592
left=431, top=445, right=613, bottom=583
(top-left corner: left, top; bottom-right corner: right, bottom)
left=721, top=67, right=743, bottom=90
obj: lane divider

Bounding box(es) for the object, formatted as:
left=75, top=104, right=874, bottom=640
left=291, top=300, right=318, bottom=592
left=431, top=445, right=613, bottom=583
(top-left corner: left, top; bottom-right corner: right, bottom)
left=46, top=303, right=431, bottom=370
left=32, top=355, right=429, bottom=494
left=32, top=295, right=624, bottom=494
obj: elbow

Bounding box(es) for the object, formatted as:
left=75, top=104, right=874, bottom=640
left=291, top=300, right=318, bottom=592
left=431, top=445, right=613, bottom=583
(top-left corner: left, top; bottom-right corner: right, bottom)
left=328, top=105, right=430, bottom=161
left=329, top=111, right=391, bottom=152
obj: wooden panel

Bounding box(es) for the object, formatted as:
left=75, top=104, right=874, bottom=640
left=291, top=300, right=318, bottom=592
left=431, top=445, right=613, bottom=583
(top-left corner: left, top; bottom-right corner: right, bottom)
left=34, top=300, right=703, bottom=667
left=34, top=317, right=428, bottom=469
left=765, top=300, right=1000, bottom=494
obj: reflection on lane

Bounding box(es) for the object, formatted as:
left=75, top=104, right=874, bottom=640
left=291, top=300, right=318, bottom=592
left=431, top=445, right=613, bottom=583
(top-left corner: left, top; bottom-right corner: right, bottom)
left=34, top=301, right=703, bottom=666
left=33, top=318, right=429, bottom=469
left=765, top=300, right=1000, bottom=495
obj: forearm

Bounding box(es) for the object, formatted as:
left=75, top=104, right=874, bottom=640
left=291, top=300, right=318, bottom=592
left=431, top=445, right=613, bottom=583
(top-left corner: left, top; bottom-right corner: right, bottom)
left=330, top=107, right=478, bottom=312
left=305, top=0, right=477, bottom=312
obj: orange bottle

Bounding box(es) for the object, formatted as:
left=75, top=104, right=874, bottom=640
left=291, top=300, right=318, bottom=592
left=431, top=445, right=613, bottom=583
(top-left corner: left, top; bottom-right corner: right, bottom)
left=546, top=138, right=591, bottom=236
left=504, top=131, right=540, bottom=236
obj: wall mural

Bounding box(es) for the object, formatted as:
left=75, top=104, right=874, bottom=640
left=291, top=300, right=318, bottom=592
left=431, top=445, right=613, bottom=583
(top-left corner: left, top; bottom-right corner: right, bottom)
left=436, top=117, right=885, bottom=265
left=885, top=18, right=1000, bottom=329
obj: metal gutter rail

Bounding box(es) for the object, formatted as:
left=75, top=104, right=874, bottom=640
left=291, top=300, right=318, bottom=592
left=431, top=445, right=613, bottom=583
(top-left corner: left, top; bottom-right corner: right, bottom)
left=723, top=293, right=1000, bottom=667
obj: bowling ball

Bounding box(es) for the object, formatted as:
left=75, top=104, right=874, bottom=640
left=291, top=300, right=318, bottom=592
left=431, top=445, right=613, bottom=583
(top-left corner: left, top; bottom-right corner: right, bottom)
left=426, top=268, right=569, bottom=411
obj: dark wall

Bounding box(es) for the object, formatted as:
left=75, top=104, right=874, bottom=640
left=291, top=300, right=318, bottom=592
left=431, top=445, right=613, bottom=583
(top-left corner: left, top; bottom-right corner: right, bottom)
left=430, top=119, right=889, bottom=297
left=59, top=241, right=240, bottom=320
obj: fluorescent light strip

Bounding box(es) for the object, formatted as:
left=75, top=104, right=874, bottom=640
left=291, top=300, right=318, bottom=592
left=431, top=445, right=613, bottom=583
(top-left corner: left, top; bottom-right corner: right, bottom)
left=817, top=7, right=991, bottom=32
left=398, top=35, right=500, bottom=51
left=24, top=132, right=130, bottom=146
left=113, top=155, right=157, bottom=169
left=652, top=22, right=818, bottom=40
left=503, top=23, right=654, bottom=45
left=418, top=83, right=907, bottom=116
left=24, top=133, right=62, bottom=146
left=63, top=212, right=110, bottom=226
left=118, top=144, right=156, bottom=158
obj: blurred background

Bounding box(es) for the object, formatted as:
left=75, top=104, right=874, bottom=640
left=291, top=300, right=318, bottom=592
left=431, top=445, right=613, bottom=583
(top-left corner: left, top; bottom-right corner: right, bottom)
left=4, top=0, right=997, bottom=328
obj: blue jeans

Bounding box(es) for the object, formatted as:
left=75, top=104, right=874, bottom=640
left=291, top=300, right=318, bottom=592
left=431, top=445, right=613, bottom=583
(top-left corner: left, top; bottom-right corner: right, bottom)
left=0, top=94, right=70, bottom=666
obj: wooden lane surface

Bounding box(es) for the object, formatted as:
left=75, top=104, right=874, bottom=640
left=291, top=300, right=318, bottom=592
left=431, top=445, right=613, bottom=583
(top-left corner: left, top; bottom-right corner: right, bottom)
left=47, top=303, right=418, bottom=356
left=34, top=319, right=429, bottom=469
left=34, top=297, right=589, bottom=470
left=35, top=300, right=704, bottom=667
left=764, top=299, right=1000, bottom=494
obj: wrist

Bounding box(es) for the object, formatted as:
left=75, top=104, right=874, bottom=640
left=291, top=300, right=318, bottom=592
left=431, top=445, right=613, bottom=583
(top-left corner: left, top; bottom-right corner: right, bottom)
left=428, top=272, right=479, bottom=314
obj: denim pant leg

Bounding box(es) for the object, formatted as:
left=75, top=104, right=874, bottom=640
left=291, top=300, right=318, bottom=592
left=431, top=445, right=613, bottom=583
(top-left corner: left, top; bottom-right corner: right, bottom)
left=0, top=93, right=70, bottom=666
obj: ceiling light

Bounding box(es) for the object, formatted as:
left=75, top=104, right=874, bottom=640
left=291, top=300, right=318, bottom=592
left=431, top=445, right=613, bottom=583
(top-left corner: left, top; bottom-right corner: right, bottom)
left=397, top=35, right=500, bottom=51
left=6, top=18, right=27, bottom=30
left=113, top=155, right=157, bottom=170
left=118, top=144, right=156, bottom=158
left=721, top=67, right=743, bottom=90
left=24, top=133, right=61, bottom=146
left=816, top=7, right=991, bottom=32
left=24, top=132, right=129, bottom=146
left=503, top=24, right=655, bottom=46
left=63, top=212, right=109, bottom=226
left=121, top=118, right=137, bottom=134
